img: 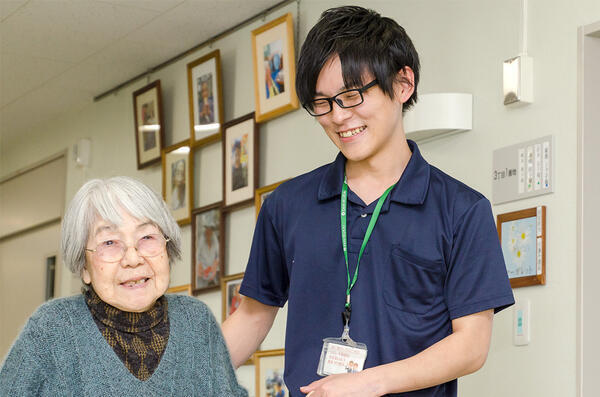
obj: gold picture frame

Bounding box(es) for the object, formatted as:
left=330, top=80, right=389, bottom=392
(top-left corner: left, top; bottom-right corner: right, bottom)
left=162, top=140, right=193, bottom=226
left=254, top=349, right=288, bottom=397
left=251, top=13, right=298, bottom=123
left=255, top=179, right=287, bottom=218
left=220, top=272, right=244, bottom=322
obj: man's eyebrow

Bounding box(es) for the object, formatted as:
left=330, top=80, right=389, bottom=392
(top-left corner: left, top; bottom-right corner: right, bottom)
left=314, top=86, right=347, bottom=97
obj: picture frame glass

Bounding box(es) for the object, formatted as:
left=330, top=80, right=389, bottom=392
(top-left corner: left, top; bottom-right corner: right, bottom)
left=164, top=147, right=190, bottom=222
left=225, top=118, right=255, bottom=205
left=254, top=22, right=292, bottom=115
left=224, top=277, right=243, bottom=319
left=501, top=216, right=538, bottom=278
left=135, top=87, right=161, bottom=163
left=193, top=208, right=221, bottom=291
left=257, top=354, right=288, bottom=397
left=190, top=56, right=221, bottom=141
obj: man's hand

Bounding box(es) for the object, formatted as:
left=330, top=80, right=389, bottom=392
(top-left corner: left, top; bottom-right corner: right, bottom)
left=300, top=371, right=381, bottom=397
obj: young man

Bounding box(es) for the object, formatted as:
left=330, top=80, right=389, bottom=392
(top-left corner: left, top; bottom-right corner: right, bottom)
left=222, top=6, right=514, bottom=397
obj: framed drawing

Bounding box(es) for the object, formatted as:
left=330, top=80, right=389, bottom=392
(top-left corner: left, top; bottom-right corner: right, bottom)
left=221, top=272, right=244, bottom=322
left=254, top=349, right=288, bottom=397
left=133, top=80, right=164, bottom=169
left=187, top=49, right=224, bottom=146
left=255, top=179, right=287, bottom=218
left=222, top=112, right=259, bottom=209
left=251, top=13, right=298, bottom=123
left=497, top=206, right=546, bottom=288
left=162, top=141, right=192, bottom=226
left=166, top=284, right=191, bottom=295
left=191, top=203, right=223, bottom=294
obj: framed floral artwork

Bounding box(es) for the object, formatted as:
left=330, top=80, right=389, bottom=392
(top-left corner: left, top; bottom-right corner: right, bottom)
left=497, top=206, right=546, bottom=288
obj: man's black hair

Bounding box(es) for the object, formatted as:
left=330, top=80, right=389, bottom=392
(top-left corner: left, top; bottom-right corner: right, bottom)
left=296, top=6, right=420, bottom=111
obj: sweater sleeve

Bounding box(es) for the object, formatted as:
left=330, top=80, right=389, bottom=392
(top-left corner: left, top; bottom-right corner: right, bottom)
left=206, top=311, right=248, bottom=397
left=0, top=316, right=51, bottom=395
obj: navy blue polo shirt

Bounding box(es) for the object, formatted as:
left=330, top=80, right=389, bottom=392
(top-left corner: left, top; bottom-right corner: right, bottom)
left=240, top=140, right=514, bottom=397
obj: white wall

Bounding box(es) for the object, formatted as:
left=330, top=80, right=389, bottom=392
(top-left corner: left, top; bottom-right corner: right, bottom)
left=3, top=0, right=600, bottom=396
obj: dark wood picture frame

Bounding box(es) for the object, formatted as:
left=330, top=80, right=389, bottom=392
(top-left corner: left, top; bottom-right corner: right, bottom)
left=133, top=80, right=164, bottom=169
left=251, top=13, right=299, bottom=123
left=191, top=202, right=224, bottom=295
left=187, top=49, right=224, bottom=147
left=162, top=140, right=193, bottom=226
left=222, top=112, right=259, bottom=211
left=497, top=206, right=546, bottom=288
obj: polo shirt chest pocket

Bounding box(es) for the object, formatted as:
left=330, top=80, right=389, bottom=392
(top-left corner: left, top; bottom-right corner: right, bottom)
left=383, top=244, right=445, bottom=315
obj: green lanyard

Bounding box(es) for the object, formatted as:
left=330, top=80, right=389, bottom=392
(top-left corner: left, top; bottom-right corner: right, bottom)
left=341, top=177, right=395, bottom=316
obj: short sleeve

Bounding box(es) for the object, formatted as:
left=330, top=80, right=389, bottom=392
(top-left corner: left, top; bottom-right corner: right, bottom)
left=445, top=198, right=515, bottom=319
left=239, top=195, right=289, bottom=307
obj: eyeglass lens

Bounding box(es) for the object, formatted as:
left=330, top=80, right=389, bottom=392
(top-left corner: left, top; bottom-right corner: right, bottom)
left=95, top=234, right=167, bottom=262
left=307, top=89, right=364, bottom=115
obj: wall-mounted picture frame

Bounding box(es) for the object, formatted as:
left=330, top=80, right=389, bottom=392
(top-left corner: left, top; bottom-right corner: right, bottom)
left=255, top=349, right=288, bottom=397
left=497, top=206, right=546, bottom=288
left=166, top=284, right=191, bottom=295
left=191, top=203, right=223, bottom=294
left=133, top=80, right=164, bottom=169
left=251, top=13, right=298, bottom=123
left=187, top=49, right=224, bottom=146
left=162, top=140, right=193, bottom=226
left=222, top=112, right=259, bottom=210
left=221, top=272, right=244, bottom=322
left=255, top=179, right=287, bottom=218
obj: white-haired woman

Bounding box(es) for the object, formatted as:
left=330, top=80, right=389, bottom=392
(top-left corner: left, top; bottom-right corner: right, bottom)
left=0, top=177, right=247, bottom=396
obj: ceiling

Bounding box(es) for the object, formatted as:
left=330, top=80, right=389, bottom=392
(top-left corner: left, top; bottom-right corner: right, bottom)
left=0, top=0, right=284, bottom=146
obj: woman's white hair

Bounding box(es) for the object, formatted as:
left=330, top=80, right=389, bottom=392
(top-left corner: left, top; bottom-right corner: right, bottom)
left=61, top=176, right=182, bottom=274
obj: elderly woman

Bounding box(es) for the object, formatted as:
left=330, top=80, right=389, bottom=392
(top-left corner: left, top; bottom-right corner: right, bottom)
left=0, top=177, right=247, bottom=396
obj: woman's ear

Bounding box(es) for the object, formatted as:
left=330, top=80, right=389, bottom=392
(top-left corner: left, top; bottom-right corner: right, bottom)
left=81, top=266, right=92, bottom=285
left=394, top=66, right=415, bottom=104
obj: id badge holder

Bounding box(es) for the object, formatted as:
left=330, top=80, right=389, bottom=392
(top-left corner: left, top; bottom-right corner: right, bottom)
left=317, top=324, right=368, bottom=376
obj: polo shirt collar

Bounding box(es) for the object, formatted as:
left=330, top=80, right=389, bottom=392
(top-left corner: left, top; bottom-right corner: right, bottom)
left=317, top=139, right=430, bottom=205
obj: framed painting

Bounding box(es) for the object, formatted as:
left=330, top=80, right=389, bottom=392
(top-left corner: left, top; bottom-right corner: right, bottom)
left=222, top=112, right=259, bottom=210
left=251, top=13, right=298, bottom=123
left=221, top=272, right=244, bottom=322
left=497, top=206, right=546, bottom=288
left=162, top=141, right=192, bottom=225
left=133, top=80, right=164, bottom=169
left=187, top=49, right=224, bottom=146
left=191, top=203, right=223, bottom=294
left=254, top=349, right=288, bottom=397
left=255, top=179, right=287, bottom=218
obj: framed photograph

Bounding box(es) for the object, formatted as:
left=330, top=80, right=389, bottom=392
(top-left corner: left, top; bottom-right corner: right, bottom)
left=255, top=179, right=287, bottom=218
left=133, top=80, right=164, bottom=169
left=497, top=206, right=546, bottom=288
left=166, top=284, right=191, bottom=295
left=251, top=13, right=299, bottom=123
left=162, top=141, right=193, bottom=225
left=222, top=112, right=259, bottom=209
left=191, top=203, right=224, bottom=294
left=187, top=49, right=224, bottom=146
left=254, top=349, right=288, bottom=397
left=221, top=272, right=244, bottom=322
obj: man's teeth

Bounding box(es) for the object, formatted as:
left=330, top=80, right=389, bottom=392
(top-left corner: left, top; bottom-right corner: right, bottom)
left=124, top=278, right=147, bottom=286
left=339, top=126, right=365, bottom=138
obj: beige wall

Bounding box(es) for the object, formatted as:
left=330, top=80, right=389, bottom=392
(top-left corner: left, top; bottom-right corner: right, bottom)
left=2, top=0, right=600, bottom=396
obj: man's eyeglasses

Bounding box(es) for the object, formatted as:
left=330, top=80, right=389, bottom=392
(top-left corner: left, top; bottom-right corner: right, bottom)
left=85, top=234, right=170, bottom=263
left=303, top=79, right=378, bottom=117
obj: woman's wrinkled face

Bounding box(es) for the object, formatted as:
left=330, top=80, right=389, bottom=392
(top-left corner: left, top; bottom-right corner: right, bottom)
left=82, top=209, right=170, bottom=312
